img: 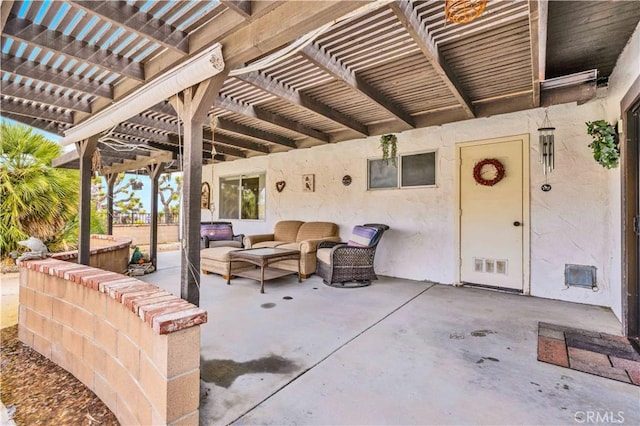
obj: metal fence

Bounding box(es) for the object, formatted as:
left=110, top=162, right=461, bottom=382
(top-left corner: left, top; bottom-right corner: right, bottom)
left=112, top=212, right=179, bottom=225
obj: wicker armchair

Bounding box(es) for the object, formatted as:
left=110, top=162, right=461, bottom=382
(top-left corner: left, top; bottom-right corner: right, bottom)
left=316, top=224, right=389, bottom=288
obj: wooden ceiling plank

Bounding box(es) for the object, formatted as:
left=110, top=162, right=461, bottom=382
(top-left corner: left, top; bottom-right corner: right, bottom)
left=69, top=1, right=189, bottom=54
left=3, top=15, right=145, bottom=81
left=238, top=71, right=369, bottom=136
left=1, top=80, right=92, bottom=113
left=1, top=100, right=74, bottom=124
left=529, top=0, right=545, bottom=107
left=390, top=0, right=474, bottom=119
left=215, top=96, right=330, bottom=143
left=301, top=43, right=415, bottom=128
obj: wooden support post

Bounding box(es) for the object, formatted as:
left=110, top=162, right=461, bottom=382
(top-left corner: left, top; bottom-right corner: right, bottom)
left=172, top=70, right=229, bottom=306
left=76, top=136, right=98, bottom=265
left=148, top=162, right=165, bottom=269
left=106, top=173, right=117, bottom=235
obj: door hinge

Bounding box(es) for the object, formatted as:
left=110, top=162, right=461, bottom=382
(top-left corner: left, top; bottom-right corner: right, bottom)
left=633, top=216, right=640, bottom=236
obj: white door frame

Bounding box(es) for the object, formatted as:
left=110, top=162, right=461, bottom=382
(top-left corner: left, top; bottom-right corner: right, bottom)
left=454, top=134, right=531, bottom=295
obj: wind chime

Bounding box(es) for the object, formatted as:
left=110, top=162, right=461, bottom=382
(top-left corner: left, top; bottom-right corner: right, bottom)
left=538, top=110, right=555, bottom=176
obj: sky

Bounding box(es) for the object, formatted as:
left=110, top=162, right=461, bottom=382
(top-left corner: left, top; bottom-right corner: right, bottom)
left=2, top=117, right=180, bottom=211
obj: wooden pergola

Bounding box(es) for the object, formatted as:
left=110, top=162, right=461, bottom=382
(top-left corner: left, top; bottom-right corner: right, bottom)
left=2, top=0, right=639, bottom=305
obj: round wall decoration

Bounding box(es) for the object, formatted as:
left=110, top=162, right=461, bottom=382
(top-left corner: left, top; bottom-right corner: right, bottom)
left=473, top=158, right=505, bottom=186
left=342, top=175, right=352, bottom=186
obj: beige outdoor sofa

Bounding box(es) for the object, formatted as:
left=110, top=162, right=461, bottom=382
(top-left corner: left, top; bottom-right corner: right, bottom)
left=243, top=220, right=340, bottom=277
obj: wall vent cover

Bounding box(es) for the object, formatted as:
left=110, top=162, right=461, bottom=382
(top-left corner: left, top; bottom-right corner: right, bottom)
left=564, top=264, right=597, bottom=288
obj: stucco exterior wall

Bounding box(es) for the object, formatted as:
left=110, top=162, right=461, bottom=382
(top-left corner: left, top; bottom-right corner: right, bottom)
left=602, top=21, right=640, bottom=320
left=203, top=23, right=640, bottom=319
left=205, top=102, right=612, bottom=305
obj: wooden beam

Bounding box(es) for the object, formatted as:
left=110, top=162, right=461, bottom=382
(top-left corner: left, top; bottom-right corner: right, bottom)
left=211, top=143, right=247, bottom=158
left=69, top=1, right=188, bottom=54
left=147, top=162, right=165, bottom=268
left=218, top=95, right=331, bottom=143
left=219, top=1, right=366, bottom=69
left=144, top=141, right=213, bottom=160
left=0, top=0, right=14, bottom=33
left=85, top=1, right=365, bottom=132
left=204, top=129, right=270, bottom=154
left=100, top=151, right=172, bottom=175
left=390, top=0, right=475, bottom=119
left=126, top=114, right=178, bottom=134
left=76, top=136, right=98, bottom=265
left=106, top=173, right=117, bottom=235
left=174, top=86, right=202, bottom=306
left=217, top=117, right=297, bottom=148
left=1, top=111, right=67, bottom=136
left=238, top=71, right=369, bottom=136
left=170, top=72, right=228, bottom=306
left=0, top=100, right=74, bottom=124
left=110, top=124, right=173, bottom=145
left=4, top=15, right=145, bottom=81
left=529, top=0, right=548, bottom=107
left=154, top=98, right=306, bottom=148
left=301, top=43, right=415, bottom=128
left=1, top=53, right=113, bottom=98
left=220, top=1, right=252, bottom=19
left=541, top=83, right=597, bottom=107
left=1, top=80, right=92, bottom=113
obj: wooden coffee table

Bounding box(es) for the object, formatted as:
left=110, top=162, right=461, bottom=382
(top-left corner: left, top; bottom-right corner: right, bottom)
left=227, top=247, right=301, bottom=293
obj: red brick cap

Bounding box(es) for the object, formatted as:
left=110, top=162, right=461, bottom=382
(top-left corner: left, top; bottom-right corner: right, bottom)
left=21, top=259, right=207, bottom=335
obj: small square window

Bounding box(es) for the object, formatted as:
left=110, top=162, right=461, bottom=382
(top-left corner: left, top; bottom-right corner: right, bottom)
left=368, top=158, right=398, bottom=189
left=401, top=152, right=436, bottom=187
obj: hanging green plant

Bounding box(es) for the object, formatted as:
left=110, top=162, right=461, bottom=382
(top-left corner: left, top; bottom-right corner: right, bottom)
left=380, top=134, right=398, bottom=167
left=586, top=120, right=619, bottom=169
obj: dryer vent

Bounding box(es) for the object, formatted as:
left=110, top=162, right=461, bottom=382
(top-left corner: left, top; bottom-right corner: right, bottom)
left=564, top=264, right=597, bottom=289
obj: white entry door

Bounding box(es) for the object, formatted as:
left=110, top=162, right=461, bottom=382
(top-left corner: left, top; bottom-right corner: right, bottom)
left=459, top=137, right=525, bottom=291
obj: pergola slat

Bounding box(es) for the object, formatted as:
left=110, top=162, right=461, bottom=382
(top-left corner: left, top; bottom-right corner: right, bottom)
left=70, top=1, right=189, bottom=54
left=4, top=15, right=145, bottom=81
left=1, top=53, right=113, bottom=99
left=0, top=99, right=74, bottom=124
left=1, top=80, right=92, bottom=113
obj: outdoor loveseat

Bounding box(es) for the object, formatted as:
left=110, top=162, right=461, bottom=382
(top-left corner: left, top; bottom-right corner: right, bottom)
left=243, top=220, right=340, bottom=277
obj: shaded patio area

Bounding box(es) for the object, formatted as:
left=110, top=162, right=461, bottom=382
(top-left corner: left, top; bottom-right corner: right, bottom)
left=143, top=251, right=639, bottom=425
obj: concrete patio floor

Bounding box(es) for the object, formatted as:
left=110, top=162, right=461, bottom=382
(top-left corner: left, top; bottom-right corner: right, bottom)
left=141, top=250, right=639, bottom=425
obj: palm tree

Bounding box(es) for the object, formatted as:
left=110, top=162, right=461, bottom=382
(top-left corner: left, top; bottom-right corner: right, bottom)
left=0, top=123, right=79, bottom=256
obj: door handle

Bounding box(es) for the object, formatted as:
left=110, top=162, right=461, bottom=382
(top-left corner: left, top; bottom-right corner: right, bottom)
left=513, top=221, right=522, bottom=227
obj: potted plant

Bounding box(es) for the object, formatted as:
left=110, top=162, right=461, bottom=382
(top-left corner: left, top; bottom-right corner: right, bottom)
left=586, top=120, right=619, bottom=169
left=380, top=134, right=398, bottom=166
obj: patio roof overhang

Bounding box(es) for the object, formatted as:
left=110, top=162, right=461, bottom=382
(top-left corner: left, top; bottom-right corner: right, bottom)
left=1, top=1, right=638, bottom=175
left=2, top=0, right=639, bottom=306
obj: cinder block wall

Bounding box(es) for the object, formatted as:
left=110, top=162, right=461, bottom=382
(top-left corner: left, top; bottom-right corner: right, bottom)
left=18, top=259, right=207, bottom=425
left=112, top=224, right=179, bottom=246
